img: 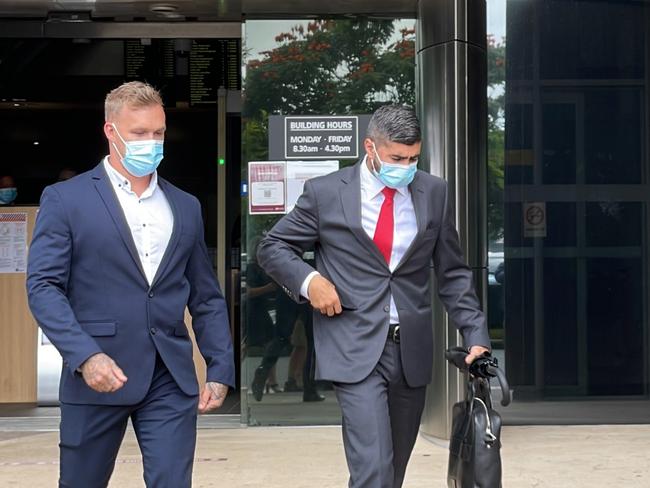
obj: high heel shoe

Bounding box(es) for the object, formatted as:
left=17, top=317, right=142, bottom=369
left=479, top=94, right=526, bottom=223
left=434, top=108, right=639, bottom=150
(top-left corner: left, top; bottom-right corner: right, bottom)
left=265, top=383, right=281, bottom=394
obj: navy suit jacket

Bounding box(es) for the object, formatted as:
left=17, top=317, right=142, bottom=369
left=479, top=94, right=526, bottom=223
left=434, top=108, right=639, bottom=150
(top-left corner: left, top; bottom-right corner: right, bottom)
left=26, top=163, right=235, bottom=405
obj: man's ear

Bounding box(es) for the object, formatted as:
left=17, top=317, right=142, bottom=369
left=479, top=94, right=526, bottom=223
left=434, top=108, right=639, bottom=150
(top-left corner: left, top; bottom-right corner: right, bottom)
left=363, top=138, right=375, bottom=163
left=103, top=122, right=115, bottom=142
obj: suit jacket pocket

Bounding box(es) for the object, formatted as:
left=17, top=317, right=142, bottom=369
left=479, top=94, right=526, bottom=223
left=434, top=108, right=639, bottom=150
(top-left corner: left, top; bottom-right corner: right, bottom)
left=80, top=321, right=117, bottom=337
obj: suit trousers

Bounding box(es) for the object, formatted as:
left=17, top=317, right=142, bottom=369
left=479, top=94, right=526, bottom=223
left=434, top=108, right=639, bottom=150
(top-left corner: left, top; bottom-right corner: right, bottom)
left=334, top=338, right=427, bottom=488
left=59, top=354, right=199, bottom=488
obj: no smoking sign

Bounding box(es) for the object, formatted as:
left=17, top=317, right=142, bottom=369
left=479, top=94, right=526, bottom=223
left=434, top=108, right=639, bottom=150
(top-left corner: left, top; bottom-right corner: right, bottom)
left=523, top=202, right=547, bottom=238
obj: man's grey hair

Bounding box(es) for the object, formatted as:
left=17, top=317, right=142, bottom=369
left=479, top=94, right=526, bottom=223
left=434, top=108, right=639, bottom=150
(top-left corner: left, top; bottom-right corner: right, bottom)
left=366, top=104, right=421, bottom=145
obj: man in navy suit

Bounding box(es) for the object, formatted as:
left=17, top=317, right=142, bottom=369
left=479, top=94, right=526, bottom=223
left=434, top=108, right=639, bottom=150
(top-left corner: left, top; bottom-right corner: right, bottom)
left=27, top=81, right=235, bottom=488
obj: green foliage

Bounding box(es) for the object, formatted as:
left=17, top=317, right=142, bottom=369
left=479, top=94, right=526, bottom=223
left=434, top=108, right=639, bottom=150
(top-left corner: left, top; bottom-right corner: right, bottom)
left=487, top=35, right=506, bottom=242
left=243, top=20, right=415, bottom=119
left=242, top=20, right=505, bottom=242
left=243, top=19, right=416, bottom=243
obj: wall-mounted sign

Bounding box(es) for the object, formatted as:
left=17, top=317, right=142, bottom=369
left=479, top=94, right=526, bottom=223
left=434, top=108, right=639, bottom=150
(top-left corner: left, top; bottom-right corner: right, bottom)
left=124, top=39, right=241, bottom=106
left=0, top=212, right=27, bottom=273
left=248, top=160, right=339, bottom=215
left=268, top=115, right=371, bottom=161
left=284, top=116, right=359, bottom=159
left=523, top=202, right=547, bottom=238
left=286, top=160, right=339, bottom=213
left=248, top=162, right=286, bottom=215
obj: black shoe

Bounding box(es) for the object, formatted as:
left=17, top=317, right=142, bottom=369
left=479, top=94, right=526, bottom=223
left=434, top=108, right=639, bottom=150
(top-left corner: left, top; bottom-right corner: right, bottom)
left=284, top=378, right=303, bottom=392
left=303, top=390, right=325, bottom=402
left=251, top=367, right=267, bottom=402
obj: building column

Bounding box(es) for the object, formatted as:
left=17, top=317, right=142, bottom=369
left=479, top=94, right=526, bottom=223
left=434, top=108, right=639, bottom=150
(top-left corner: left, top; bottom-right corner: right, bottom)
left=416, top=0, right=488, bottom=439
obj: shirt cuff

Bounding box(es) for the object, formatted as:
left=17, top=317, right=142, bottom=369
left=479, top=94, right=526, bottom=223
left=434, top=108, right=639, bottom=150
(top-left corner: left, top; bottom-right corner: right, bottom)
left=300, top=271, right=320, bottom=300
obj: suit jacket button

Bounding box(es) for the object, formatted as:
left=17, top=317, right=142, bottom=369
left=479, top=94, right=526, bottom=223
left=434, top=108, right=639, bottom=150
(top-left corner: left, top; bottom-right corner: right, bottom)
left=150, top=327, right=157, bottom=335
left=384, top=305, right=390, bottom=312
left=148, top=291, right=154, bottom=298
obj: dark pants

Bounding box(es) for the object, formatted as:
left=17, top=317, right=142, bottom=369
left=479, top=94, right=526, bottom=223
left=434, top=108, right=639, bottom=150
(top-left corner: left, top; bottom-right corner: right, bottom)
left=334, top=339, right=427, bottom=488
left=59, top=355, right=199, bottom=488
left=257, top=304, right=319, bottom=395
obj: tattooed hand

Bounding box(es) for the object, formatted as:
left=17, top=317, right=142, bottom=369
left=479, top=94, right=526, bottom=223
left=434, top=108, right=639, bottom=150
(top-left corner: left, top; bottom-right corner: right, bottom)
left=198, top=382, right=229, bottom=413
left=80, top=353, right=128, bottom=393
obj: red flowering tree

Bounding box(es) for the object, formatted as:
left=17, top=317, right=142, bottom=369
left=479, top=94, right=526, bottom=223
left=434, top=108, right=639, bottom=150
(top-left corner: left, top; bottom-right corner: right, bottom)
left=242, top=19, right=416, bottom=241
left=243, top=20, right=415, bottom=122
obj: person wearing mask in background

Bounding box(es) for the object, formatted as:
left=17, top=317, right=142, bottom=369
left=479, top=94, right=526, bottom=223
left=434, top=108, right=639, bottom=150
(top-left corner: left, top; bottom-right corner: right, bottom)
left=257, top=105, right=491, bottom=488
left=0, top=175, right=17, bottom=205
left=27, top=81, right=235, bottom=488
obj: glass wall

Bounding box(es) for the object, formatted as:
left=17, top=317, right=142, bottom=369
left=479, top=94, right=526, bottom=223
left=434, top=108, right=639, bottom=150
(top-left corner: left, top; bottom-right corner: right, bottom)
left=241, top=18, right=415, bottom=425
left=488, top=0, right=650, bottom=420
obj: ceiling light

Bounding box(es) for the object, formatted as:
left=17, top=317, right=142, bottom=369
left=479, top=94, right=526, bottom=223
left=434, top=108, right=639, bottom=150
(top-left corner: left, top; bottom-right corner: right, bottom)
left=150, top=4, right=179, bottom=14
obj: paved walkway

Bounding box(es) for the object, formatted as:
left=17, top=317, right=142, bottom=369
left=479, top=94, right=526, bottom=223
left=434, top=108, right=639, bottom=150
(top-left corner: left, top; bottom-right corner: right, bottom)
left=1, top=425, right=649, bottom=487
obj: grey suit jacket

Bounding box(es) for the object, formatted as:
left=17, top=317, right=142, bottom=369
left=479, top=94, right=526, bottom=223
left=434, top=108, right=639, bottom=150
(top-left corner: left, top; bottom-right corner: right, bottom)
left=257, top=161, right=490, bottom=387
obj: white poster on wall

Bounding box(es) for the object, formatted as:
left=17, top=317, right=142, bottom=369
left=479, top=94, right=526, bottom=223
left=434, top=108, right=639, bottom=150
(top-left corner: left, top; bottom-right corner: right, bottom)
left=286, top=160, right=339, bottom=212
left=0, top=212, right=28, bottom=273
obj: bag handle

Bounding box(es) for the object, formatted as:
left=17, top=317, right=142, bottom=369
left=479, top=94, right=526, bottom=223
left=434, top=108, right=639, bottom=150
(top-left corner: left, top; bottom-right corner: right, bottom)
left=445, top=347, right=511, bottom=407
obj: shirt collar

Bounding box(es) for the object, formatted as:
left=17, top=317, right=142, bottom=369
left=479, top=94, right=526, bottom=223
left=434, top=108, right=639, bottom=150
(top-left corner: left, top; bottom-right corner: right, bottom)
left=103, top=156, right=158, bottom=199
left=360, top=155, right=410, bottom=199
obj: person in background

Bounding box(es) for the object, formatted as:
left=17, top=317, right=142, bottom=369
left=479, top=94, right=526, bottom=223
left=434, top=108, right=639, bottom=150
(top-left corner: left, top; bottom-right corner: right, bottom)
left=0, top=175, right=17, bottom=205
left=284, top=312, right=308, bottom=392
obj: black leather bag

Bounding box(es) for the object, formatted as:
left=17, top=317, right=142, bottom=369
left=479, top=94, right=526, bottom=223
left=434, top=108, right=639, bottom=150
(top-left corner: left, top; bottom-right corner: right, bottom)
left=445, top=348, right=511, bottom=488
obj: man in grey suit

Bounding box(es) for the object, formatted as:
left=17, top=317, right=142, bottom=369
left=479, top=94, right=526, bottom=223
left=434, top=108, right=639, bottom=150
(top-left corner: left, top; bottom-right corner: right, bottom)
left=257, top=105, right=490, bottom=488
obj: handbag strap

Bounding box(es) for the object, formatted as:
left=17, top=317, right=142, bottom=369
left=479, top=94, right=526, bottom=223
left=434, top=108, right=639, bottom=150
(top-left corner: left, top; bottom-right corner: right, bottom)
left=473, top=397, right=498, bottom=444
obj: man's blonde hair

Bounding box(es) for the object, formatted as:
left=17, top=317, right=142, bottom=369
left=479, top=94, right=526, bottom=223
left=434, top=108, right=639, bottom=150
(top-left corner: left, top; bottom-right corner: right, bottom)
left=104, top=81, right=163, bottom=121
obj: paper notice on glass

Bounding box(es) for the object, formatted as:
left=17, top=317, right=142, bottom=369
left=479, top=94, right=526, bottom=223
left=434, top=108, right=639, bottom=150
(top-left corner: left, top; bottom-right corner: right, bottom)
left=286, top=160, right=339, bottom=212
left=0, top=212, right=28, bottom=273
left=249, top=161, right=286, bottom=214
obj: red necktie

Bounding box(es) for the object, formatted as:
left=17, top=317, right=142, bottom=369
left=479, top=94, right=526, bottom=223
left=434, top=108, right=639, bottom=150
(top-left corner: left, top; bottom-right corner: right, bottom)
left=373, top=187, right=397, bottom=264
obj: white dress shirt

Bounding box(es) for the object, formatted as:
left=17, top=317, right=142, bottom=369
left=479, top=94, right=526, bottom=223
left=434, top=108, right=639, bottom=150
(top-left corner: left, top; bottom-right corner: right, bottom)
left=301, top=157, right=418, bottom=324
left=103, top=157, right=174, bottom=285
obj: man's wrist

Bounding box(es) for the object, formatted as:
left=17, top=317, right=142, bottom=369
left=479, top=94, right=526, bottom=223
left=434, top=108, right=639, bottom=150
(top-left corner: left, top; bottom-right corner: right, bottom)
left=300, top=271, right=320, bottom=300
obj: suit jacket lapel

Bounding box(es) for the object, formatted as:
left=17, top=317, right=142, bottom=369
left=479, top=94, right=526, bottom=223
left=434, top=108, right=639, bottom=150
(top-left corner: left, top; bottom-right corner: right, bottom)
left=150, top=178, right=182, bottom=288
left=340, top=161, right=389, bottom=269
left=395, top=173, right=427, bottom=271
left=92, top=163, right=148, bottom=284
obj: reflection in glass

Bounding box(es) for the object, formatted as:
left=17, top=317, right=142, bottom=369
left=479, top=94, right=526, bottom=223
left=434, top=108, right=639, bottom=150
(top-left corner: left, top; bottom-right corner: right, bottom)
left=242, top=18, right=416, bottom=426
left=490, top=0, right=650, bottom=419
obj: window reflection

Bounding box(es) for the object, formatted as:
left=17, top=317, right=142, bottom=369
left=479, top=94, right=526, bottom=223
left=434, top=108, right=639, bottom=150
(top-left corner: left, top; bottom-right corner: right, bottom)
left=489, top=0, right=649, bottom=411
left=242, top=18, right=416, bottom=425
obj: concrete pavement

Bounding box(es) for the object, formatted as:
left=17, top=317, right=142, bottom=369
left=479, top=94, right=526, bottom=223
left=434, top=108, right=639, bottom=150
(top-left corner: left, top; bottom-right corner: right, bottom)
left=1, top=424, right=649, bottom=487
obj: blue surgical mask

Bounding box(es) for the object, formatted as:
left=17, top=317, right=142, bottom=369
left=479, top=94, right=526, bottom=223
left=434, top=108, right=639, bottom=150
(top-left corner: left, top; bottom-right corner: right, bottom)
left=111, top=124, right=164, bottom=177
left=371, top=142, right=417, bottom=189
left=0, top=187, right=17, bottom=204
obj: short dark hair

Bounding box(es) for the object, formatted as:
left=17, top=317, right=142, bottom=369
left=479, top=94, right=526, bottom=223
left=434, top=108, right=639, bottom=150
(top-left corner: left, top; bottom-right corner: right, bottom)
left=366, top=104, right=421, bottom=145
